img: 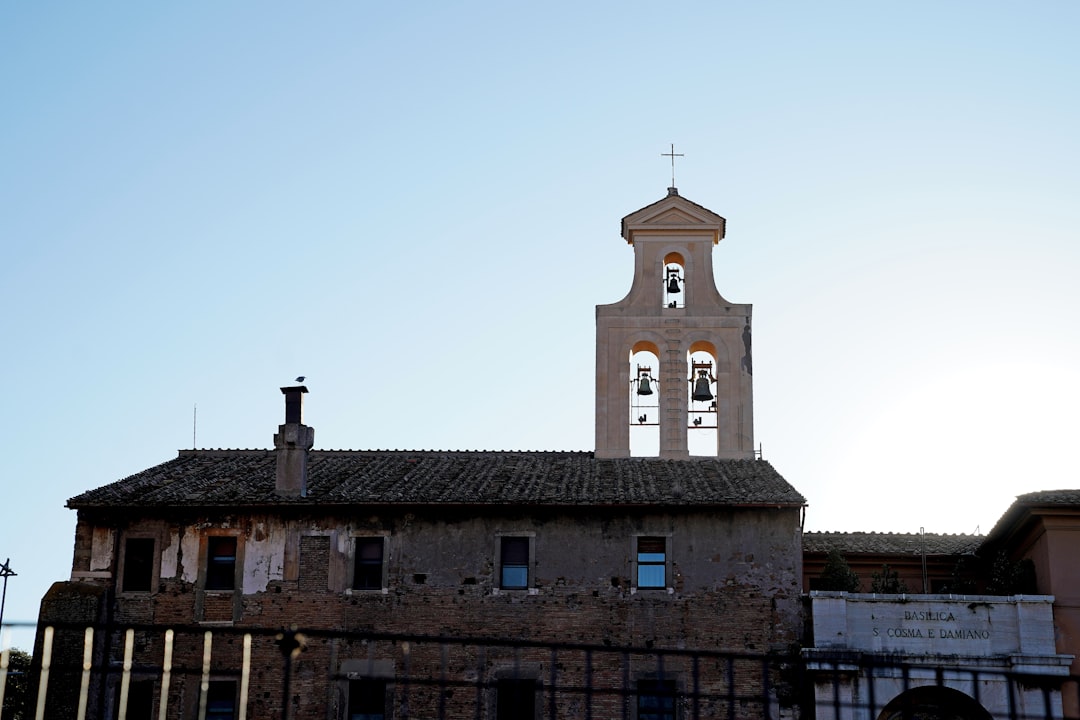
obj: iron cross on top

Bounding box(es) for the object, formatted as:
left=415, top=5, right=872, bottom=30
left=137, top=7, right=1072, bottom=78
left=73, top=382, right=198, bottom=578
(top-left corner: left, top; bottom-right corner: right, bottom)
left=661, top=143, right=684, bottom=188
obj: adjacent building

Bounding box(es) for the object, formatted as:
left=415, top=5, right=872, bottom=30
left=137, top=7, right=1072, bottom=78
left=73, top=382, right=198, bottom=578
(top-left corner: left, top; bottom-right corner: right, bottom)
left=802, top=498, right=1080, bottom=720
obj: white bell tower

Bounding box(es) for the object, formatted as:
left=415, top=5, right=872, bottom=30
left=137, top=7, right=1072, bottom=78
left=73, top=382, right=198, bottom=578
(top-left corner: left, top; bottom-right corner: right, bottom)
left=595, top=188, right=754, bottom=459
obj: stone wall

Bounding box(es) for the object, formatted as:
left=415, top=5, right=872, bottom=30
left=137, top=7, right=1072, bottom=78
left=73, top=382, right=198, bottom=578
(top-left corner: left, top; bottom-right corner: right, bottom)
left=804, top=593, right=1073, bottom=720
left=40, top=504, right=804, bottom=719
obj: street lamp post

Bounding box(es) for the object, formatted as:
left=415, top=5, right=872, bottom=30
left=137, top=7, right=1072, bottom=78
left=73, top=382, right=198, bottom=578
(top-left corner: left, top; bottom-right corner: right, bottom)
left=0, top=558, right=15, bottom=635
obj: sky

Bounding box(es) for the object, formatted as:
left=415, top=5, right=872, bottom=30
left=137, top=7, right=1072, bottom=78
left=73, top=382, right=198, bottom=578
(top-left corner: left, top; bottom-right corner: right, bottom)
left=2, top=2, right=1079, bottom=648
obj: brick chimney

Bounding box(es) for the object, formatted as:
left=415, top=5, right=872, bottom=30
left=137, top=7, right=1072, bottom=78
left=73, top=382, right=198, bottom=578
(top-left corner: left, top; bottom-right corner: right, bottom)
left=274, top=386, right=314, bottom=497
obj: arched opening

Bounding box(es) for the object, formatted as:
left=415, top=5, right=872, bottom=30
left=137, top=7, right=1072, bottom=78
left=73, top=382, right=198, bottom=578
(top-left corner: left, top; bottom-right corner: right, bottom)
left=663, top=252, right=685, bottom=309
left=878, top=686, right=993, bottom=720
left=687, top=342, right=718, bottom=456
left=629, top=341, right=660, bottom=457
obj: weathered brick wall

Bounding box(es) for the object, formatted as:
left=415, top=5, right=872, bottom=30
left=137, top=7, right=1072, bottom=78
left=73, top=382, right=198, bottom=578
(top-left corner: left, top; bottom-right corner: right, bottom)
left=299, top=535, right=330, bottom=593
left=34, top=581, right=110, bottom=719
left=47, top=504, right=803, bottom=719
left=100, top=620, right=788, bottom=720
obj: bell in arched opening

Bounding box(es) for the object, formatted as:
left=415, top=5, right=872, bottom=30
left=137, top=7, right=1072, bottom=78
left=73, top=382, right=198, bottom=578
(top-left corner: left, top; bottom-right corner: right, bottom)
left=666, top=268, right=682, bottom=294
left=636, top=366, right=655, bottom=396
left=691, top=368, right=713, bottom=402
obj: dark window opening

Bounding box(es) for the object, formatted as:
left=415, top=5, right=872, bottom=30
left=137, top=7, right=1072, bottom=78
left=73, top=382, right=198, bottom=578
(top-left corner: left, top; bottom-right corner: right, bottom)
left=122, top=538, right=155, bottom=593
left=353, top=538, right=384, bottom=591
left=114, top=678, right=154, bottom=720
left=637, top=679, right=676, bottom=720
left=206, top=680, right=236, bottom=720
left=497, top=678, right=537, bottom=720
left=205, top=537, right=237, bottom=591
left=348, top=678, right=387, bottom=720
left=637, top=537, right=666, bottom=588
left=500, top=537, right=529, bottom=589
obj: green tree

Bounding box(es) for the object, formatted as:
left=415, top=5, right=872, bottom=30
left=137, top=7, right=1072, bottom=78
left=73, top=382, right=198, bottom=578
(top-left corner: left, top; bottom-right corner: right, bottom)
left=870, top=564, right=908, bottom=594
left=817, top=549, right=861, bottom=592
left=986, top=552, right=1038, bottom=595
left=2, top=647, right=32, bottom=720
left=939, top=554, right=980, bottom=594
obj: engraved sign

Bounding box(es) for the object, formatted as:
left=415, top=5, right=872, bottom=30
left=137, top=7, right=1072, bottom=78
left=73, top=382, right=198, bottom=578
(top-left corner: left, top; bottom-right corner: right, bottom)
left=808, top=595, right=1047, bottom=657
left=870, top=607, right=991, bottom=643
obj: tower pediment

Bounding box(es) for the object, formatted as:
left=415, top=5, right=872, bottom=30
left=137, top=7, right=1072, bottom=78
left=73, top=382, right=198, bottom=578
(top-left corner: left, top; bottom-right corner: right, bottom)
left=621, top=190, right=726, bottom=245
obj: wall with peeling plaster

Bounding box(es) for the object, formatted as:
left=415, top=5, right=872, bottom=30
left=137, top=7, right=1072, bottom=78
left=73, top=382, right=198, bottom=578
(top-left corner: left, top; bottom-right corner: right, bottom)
left=41, top=504, right=803, bottom=719
left=58, top=505, right=803, bottom=641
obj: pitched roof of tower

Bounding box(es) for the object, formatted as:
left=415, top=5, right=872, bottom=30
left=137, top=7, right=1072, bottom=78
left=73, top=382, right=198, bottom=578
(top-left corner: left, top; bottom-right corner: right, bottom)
left=620, top=188, right=726, bottom=243
left=68, top=450, right=804, bottom=509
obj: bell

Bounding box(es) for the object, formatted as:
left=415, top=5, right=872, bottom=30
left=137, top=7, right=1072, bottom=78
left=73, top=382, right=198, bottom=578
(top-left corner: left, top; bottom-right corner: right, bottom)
left=667, top=275, right=681, bottom=294
left=691, top=375, right=713, bottom=402
left=637, top=376, right=654, bottom=396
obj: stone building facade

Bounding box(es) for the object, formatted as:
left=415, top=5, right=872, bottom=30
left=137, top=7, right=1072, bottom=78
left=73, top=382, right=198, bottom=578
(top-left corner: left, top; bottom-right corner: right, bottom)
left=38, top=438, right=805, bottom=719
left=982, top=490, right=1080, bottom=717
left=802, top=512, right=1080, bottom=720
left=33, top=188, right=1080, bottom=720
left=33, top=190, right=807, bottom=720
left=804, top=593, right=1072, bottom=720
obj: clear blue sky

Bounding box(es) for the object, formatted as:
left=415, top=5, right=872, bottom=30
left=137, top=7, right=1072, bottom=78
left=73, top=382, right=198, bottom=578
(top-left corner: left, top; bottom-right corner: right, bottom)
left=3, top=3, right=1079, bottom=648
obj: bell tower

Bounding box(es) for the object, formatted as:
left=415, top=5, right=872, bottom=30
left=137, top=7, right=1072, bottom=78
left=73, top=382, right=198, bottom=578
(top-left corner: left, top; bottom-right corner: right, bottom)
left=595, top=188, right=754, bottom=459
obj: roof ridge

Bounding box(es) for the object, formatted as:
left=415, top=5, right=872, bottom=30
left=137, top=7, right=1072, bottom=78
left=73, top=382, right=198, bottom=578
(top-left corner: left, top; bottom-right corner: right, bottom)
left=69, top=451, right=803, bottom=508
left=804, top=530, right=983, bottom=537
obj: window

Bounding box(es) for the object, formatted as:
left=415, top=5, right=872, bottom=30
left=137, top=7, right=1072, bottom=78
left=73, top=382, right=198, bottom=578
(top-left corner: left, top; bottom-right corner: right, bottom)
left=499, top=536, right=530, bottom=589
left=348, top=678, right=387, bottom=720
left=205, top=537, right=237, bottom=591
left=121, top=537, right=155, bottom=593
left=114, top=678, right=153, bottom=720
left=353, top=538, right=385, bottom=591
left=637, top=679, right=676, bottom=720
left=636, top=537, right=666, bottom=588
left=497, top=678, right=537, bottom=719
left=205, top=680, right=236, bottom=720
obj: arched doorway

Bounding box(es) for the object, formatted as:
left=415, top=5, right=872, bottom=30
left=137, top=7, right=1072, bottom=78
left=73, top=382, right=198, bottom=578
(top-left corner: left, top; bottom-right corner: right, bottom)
left=878, top=686, right=993, bottom=720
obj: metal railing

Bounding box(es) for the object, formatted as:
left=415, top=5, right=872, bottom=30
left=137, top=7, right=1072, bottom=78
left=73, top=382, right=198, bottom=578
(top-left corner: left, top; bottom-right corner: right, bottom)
left=2, top=620, right=1078, bottom=720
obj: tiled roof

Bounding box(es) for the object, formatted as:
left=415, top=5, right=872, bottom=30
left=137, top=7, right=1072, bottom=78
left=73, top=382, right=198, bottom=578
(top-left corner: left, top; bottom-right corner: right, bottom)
left=984, top=489, right=1080, bottom=542
left=1013, top=489, right=1080, bottom=505
left=68, top=450, right=805, bottom=509
left=802, top=531, right=982, bottom=556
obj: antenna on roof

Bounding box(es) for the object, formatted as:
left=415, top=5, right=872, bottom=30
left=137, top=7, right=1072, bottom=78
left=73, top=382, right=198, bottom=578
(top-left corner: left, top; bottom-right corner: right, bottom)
left=919, top=526, right=928, bottom=593
left=193, top=403, right=197, bottom=449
